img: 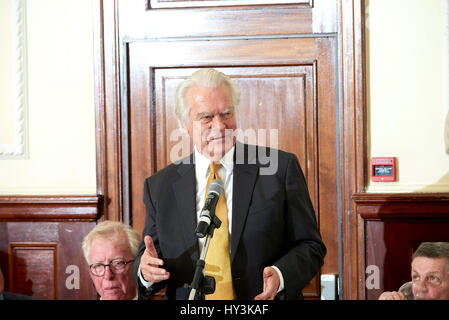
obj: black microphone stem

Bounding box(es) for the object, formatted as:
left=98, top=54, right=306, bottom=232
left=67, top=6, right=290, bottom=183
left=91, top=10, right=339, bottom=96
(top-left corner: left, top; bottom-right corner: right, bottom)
left=188, top=234, right=212, bottom=300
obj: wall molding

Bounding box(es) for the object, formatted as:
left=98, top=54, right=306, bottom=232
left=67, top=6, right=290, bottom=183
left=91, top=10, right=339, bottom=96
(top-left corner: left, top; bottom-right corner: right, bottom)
left=0, top=195, right=103, bottom=221
left=0, top=0, right=28, bottom=159
left=367, top=183, right=449, bottom=193
left=148, top=0, right=312, bottom=9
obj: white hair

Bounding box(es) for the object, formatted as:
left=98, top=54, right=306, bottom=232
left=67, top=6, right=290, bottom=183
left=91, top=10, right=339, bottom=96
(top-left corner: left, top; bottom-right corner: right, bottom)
left=174, top=68, right=241, bottom=128
left=82, top=220, right=141, bottom=264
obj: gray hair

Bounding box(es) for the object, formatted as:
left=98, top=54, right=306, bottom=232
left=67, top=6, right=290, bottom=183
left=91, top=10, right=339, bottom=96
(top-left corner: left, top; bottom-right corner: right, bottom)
left=412, top=242, right=449, bottom=273
left=82, top=220, right=141, bottom=264
left=174, top=68, right=241, bottom=128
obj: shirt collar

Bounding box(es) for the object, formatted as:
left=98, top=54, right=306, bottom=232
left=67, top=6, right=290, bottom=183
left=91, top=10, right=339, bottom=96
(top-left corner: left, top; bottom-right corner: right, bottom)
left=194, top=145, right=235, bottom=179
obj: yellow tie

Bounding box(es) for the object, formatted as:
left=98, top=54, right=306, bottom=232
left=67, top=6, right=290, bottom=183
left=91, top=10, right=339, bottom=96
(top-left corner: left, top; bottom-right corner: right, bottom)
left=204, top=162, right=234, bottom=300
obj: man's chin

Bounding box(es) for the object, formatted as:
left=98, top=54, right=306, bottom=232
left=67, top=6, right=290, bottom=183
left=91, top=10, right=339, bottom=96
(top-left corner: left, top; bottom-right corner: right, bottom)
left=102, top=289, right=125, bottom=300
left=205, top=145, right=233, bottom=161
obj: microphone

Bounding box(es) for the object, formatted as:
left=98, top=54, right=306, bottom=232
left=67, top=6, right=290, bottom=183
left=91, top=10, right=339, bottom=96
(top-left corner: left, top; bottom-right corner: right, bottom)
left=195, top=179, right=224, bottom=238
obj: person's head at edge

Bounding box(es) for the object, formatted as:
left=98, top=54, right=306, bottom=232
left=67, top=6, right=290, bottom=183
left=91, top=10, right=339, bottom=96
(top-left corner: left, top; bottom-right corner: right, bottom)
left=175, top=68, right=240, bottom=162
left=411, top=242, right=449, bottom=300
left=82, top=221, right=141, bottom=300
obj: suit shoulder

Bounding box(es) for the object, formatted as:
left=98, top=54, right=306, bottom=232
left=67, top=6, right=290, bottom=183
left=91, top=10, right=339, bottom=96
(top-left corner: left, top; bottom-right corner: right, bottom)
left=144, top=154, right=193, bottom=184
left=245, top=143, right=298, bottom=165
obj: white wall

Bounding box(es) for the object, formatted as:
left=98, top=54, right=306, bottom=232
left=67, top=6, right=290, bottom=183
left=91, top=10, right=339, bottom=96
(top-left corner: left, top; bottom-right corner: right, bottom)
left=366, top=0, right=449, bottom=192
left=0, top=0, right=96, bottom=195
left=1, top=0, right=448, bottom=195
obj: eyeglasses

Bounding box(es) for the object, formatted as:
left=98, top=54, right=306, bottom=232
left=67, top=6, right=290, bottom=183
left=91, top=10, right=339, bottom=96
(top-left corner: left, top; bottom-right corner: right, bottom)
left=89, top=259, right=134, bottom=277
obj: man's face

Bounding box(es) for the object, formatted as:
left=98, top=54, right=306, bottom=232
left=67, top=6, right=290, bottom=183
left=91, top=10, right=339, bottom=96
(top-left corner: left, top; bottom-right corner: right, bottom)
left=88, top=235, right=136, bottom=300
left=411, top=257, right=449, bottom=300
left=183, top=83, right=237, bottom=161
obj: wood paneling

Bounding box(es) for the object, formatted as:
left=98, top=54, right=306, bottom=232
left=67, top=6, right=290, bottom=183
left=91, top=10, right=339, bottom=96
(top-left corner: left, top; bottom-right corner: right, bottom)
left=148, top=0, right=313, bottom=9
left=0, top=196, right=102, bottom=299
left=339, top=0, right=366, bottom=300
left=152, top=67, right=318, bottom=168
left=0, top=196, right=101, bottom=221
left=133, top=65, right=320, bottom=220
left=117, top=0, right=337, bottom=40
left=9, top=243, right=57, bottom=299
left=127, top=39, right=337, bottom=299
left=353, top=193, right=449, bottom=300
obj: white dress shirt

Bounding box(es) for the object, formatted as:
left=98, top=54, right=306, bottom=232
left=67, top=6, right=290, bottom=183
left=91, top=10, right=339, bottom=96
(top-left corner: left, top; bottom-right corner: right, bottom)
left=194, top=145, right=234, bottom=253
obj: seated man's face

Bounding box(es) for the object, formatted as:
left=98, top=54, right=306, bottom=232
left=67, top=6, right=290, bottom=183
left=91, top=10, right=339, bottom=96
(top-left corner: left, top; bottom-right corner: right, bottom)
left=88, top=234, right=136, bottom=300
left=411, top=257, right=449, bottom=300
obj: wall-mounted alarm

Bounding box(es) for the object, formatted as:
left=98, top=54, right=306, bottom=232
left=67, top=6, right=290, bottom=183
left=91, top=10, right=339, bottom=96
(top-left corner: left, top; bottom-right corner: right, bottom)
left=371, top=157, right=396, bottom=182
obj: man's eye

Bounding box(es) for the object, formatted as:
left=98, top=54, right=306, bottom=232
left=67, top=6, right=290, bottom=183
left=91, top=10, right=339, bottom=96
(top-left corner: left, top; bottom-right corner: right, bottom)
left=429, top=276, right=440, bottom=284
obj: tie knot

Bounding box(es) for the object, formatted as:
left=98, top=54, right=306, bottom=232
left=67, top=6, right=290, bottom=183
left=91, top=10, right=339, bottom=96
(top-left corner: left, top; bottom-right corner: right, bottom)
left=209, top=162, right=222, bottom=176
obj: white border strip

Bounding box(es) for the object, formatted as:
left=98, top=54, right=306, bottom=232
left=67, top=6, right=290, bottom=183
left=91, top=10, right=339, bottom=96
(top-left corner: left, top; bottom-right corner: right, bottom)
left=0, top=0, right=28, bottom=159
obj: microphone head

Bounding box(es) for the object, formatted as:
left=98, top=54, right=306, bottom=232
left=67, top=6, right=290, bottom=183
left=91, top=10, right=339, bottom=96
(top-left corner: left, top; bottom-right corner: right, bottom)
left=208, top=179, right=224, bottom=196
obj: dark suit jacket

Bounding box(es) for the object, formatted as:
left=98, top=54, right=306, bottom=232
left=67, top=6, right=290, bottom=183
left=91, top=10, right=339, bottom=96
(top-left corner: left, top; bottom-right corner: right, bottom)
left=133, top=143, right=326, bottom=300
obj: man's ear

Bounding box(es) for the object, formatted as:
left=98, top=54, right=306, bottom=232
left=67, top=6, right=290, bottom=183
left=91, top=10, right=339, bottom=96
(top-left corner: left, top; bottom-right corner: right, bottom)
left=181, top=121, right=192, bottom=135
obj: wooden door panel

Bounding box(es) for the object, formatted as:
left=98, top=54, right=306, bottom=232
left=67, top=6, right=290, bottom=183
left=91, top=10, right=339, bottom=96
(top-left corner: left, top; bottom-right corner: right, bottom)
left=128, top=37, right=333, bottom=230
left=152, top=66, right=316, bottom=181
left=118, top=0, right=337, bottom=39
left=0, top=219, right=98, bottom=300
left=98, top=0, right=366, bottom=299
left=148, top=0, right=312, bottom=9
left=127, top=35, right=337, bottom=298
left=9, top=243, right=58, bottom=299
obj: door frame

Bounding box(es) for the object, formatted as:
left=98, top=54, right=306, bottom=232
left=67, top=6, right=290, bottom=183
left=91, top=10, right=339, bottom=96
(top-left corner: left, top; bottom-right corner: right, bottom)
left=93, top=0, right=367, bottom=300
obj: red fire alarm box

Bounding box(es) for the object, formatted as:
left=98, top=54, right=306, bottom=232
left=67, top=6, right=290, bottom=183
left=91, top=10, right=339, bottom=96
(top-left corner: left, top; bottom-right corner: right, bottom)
left=371, top=157, right=396, bottom=182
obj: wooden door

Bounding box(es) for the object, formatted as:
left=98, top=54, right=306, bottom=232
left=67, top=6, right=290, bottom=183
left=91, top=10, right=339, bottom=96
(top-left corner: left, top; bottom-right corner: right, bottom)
left=117, top=0, right=339, bottom=299
left=96, top=0, right=366, bottom=300
left=118, top=0, right=338, bottom=298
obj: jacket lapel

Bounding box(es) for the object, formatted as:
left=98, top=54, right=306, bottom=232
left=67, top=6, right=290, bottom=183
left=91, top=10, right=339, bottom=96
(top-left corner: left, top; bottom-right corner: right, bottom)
left=172, top=156, right=199, bottom=261
left=230, top=143, right=258, bottom=263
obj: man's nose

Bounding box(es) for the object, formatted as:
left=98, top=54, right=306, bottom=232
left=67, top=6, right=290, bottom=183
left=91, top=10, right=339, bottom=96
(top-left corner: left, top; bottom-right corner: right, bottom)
left=103, top=265, right=114, bottom=279
left=414, top=279, right=428, bottom=292
left=211, top=115, right=226, bottom=130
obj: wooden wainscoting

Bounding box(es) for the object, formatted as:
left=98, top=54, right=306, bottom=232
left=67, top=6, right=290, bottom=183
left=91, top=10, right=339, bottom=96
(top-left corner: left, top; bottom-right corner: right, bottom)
left=353, top=193, right=449, bottom=300
left=0, top=195, right=102, bottom=300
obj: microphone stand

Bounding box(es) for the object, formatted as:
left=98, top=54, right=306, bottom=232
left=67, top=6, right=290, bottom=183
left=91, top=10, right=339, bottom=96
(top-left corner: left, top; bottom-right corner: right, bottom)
left=188, top=214, right=222, bottom=300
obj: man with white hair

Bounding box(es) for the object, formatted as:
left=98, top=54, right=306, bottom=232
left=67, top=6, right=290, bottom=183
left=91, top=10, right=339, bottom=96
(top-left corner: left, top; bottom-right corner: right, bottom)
left=133, top=68, right=326, bottom=300
left=82, top=220, right=141, bottom=300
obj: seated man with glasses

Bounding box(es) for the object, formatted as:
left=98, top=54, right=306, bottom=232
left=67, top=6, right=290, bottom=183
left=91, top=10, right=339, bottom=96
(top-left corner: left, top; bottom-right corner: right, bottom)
left=82, top=220, right=141, bottom=300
